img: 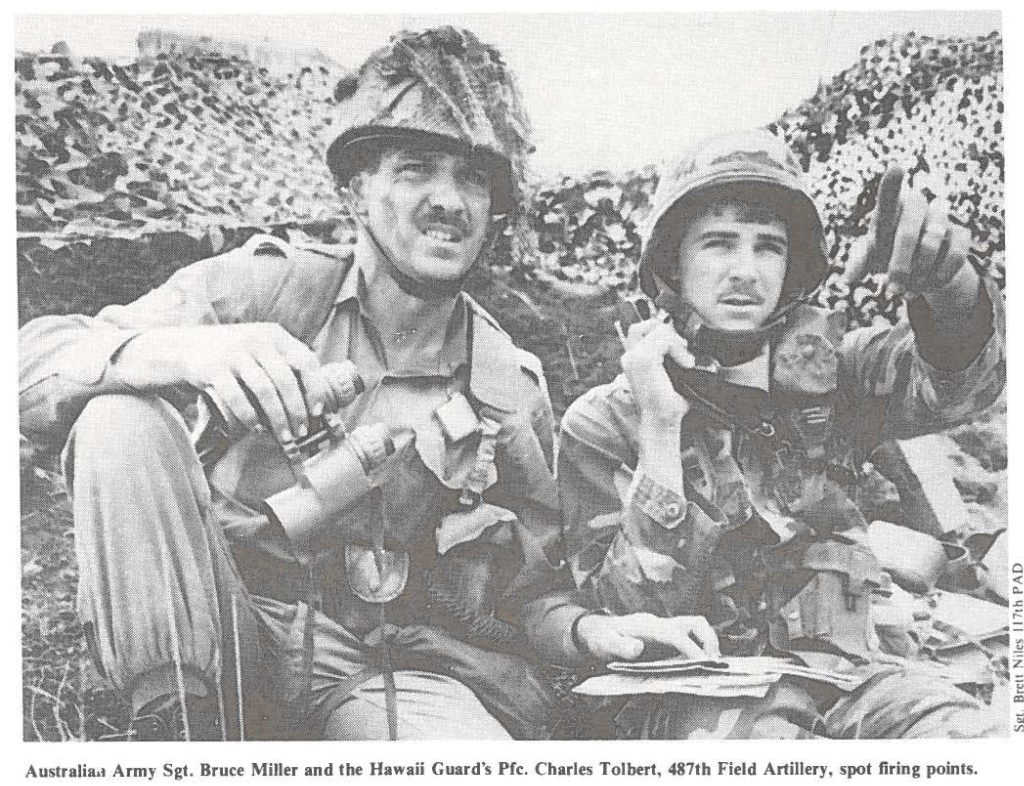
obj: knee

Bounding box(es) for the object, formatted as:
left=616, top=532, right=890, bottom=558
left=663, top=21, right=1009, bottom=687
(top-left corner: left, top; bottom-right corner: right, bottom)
left=74, top=394, right=186, bottom=458
left=67, top=394, right=195, bottom=490
left=322, top=698, right=389, bottom=741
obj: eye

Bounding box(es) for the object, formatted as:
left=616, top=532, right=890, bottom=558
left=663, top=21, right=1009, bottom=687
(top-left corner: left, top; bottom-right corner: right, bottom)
left=397, top=159, right=430, bottom=176
left=461, top=166, right=491, bottom=190
left=758, top=240, right=787, bottom=255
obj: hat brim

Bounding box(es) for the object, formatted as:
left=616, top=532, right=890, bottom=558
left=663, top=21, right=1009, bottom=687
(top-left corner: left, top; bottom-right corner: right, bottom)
left=639, top=179, right=828, bottom=301
left=326, top=127, right=517, bottom=217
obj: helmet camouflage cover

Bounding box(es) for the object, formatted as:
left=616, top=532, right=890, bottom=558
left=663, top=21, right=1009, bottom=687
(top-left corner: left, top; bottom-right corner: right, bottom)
left=639, top=129, right=828, bottom=306
left=326, top=26, right=534, bottom=219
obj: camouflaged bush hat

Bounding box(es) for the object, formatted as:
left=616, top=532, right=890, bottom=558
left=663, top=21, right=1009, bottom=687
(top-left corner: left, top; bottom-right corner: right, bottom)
left=326, top=26, right=534, bottom=218
left=639, top=129, right=828, bottom=304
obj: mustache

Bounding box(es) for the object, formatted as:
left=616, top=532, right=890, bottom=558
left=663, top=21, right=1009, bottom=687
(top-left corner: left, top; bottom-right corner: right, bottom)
left=418, top=209, right=469, bottom=235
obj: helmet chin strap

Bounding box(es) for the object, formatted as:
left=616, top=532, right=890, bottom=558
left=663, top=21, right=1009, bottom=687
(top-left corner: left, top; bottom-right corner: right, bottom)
left=358, top=219, right=468, bottom=301
left=670, top=297, right=797, bottom=368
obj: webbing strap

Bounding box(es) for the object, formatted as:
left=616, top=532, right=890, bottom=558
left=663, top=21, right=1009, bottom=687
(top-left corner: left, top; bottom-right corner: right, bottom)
left=379, top=605, right=398, bottom=741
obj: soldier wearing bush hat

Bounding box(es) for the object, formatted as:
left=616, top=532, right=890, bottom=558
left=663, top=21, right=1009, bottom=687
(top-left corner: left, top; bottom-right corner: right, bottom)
left=557, top=128, right=1006, bottom=738
left=20, top=26, right=587, bottom=741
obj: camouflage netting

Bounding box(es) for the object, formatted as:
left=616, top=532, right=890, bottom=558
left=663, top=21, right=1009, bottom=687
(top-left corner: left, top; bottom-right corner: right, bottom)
left=534, top=32, right=1003, bottom=325
left=773, top=31, right=1004, bottom=324
left=17, top=32, right=1003, bottom=294
left=16, top=47, right=350, bottom=241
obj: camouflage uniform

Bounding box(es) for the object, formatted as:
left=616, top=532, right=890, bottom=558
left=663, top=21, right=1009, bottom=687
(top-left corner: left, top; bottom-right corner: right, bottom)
left=559, top=131, right=1005, bottom=739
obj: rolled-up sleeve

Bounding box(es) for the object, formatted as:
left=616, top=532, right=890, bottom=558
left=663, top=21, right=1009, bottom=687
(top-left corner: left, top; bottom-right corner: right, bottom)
left=19, top=242, right=295, bottom=449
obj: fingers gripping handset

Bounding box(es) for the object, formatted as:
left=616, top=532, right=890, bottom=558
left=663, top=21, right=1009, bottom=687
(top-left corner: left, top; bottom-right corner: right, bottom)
left=842, top=165, right=971, bottom=299
left=111, top=323, right=358, bottom=443
left=575, top=611, right=721, bottom=663
left=615, top=300, right=707, bottom=427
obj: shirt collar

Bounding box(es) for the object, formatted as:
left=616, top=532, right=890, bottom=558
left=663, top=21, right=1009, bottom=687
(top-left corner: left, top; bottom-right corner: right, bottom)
left=719, top=343, right=771, bottom=392
left=336, top=259, right=470, bottom=375
left=334, top=252, right=363, bottom=306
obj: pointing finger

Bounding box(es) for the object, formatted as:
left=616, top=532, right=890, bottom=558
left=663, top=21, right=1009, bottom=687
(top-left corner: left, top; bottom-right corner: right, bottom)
left=841, top=235, right=872, bottom=286
left=867, top=166, right=905, bottom=274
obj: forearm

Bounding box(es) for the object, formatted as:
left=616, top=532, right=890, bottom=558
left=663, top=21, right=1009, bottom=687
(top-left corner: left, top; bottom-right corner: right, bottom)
left=636, top=415, right=684, bottom=496
left=521, top=591, right=593, bottom=667
left=20, top=316, right=150, bottom=448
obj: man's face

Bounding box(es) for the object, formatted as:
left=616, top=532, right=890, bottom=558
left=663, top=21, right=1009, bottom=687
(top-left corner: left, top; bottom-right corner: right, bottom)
left=352, top=144, right=493, bottom=285
left=676, top=204, right=789, bottom=332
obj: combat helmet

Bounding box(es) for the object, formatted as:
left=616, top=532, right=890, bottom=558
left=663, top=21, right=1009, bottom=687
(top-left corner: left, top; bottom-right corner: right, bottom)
left=638, top=129, right=828, bottom=323
left=326, top=26, right=534, bottom=221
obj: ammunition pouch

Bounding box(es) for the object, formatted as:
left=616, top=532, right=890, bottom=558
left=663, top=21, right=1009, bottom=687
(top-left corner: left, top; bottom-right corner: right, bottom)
left=771, top=538, right=882, bottom=659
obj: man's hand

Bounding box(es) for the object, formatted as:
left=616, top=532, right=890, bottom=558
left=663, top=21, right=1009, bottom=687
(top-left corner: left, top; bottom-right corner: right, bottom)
left=843, top=166, right=976, bottom=303
left=111, top=323, right=330, bottom=442
left=620, top=317, right=695, bottom=426
left=575, top=611, right=721, bottom=663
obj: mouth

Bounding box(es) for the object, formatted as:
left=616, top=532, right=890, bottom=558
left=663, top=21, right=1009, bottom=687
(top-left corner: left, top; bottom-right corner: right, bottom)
left=419, top=222, right=465, bottom=244
left=719, top=293, right=763, bottom=307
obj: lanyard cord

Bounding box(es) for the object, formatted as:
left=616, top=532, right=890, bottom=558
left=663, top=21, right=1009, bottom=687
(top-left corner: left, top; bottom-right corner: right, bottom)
left=370, top=487, right=399, bottom=740
left=378, top=604, right=398, bottom=740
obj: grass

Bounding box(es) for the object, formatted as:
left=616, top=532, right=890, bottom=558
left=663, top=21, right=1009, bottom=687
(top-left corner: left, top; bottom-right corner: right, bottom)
left=21, top=454, right=133, bottom=741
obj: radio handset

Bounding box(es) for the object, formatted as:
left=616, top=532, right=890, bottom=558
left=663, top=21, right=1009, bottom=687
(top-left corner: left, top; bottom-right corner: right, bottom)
left=614, top=299, right=775, bottom=440
left=614, top=298, right=721, bottom=393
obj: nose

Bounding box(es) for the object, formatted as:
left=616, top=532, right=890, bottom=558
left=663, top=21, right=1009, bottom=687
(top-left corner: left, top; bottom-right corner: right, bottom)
left=426, top=170, right=467, bottom=217
left=728, top=244, right=759, bottom=282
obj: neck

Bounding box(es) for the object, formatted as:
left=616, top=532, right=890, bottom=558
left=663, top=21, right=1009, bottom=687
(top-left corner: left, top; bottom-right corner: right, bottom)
left=356, top=235, right=460, bottom=353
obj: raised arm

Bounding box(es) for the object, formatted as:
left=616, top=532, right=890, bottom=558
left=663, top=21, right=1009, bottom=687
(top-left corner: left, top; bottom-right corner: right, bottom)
left=838, top=167, right=1004, bottom=445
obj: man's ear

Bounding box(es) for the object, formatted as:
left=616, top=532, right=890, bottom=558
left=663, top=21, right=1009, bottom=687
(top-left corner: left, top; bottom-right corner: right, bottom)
left=342, top=173, right=370, bottom=219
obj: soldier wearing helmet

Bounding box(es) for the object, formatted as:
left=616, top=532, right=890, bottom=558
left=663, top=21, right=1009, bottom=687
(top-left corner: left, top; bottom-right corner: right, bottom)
left=557, top=129, right=1005, bottom=738
left=20, top=27, right=583, bottom=741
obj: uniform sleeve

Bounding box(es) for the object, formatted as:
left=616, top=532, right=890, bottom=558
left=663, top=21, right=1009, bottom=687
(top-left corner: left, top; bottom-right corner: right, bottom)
left=19, top=241, right=295, bottom=450
left=837, top=277, right=1004, bottom=445
left=557, top=380, right=726, bottom=625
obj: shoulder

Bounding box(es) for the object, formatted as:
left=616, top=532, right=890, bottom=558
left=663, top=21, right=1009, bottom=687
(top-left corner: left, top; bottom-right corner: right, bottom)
left=238, top=233, right=354, bottom=276
left=184, top=233, right=354, bottom=290
left=464, top=294, right=550, bottom=415
left=560, top=374, right=639, bottom=459
left=181, top=235, right=354, bottom=335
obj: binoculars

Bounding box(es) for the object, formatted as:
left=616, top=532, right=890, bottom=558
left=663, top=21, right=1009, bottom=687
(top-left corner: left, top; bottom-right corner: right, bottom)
left=201, top=360, right=397, bottom=542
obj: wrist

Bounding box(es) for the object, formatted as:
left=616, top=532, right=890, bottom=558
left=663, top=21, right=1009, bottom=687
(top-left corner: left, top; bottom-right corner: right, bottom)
left=638, top=413, right=682, bottom=448
left=571, top=610, right=610, bottom=659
